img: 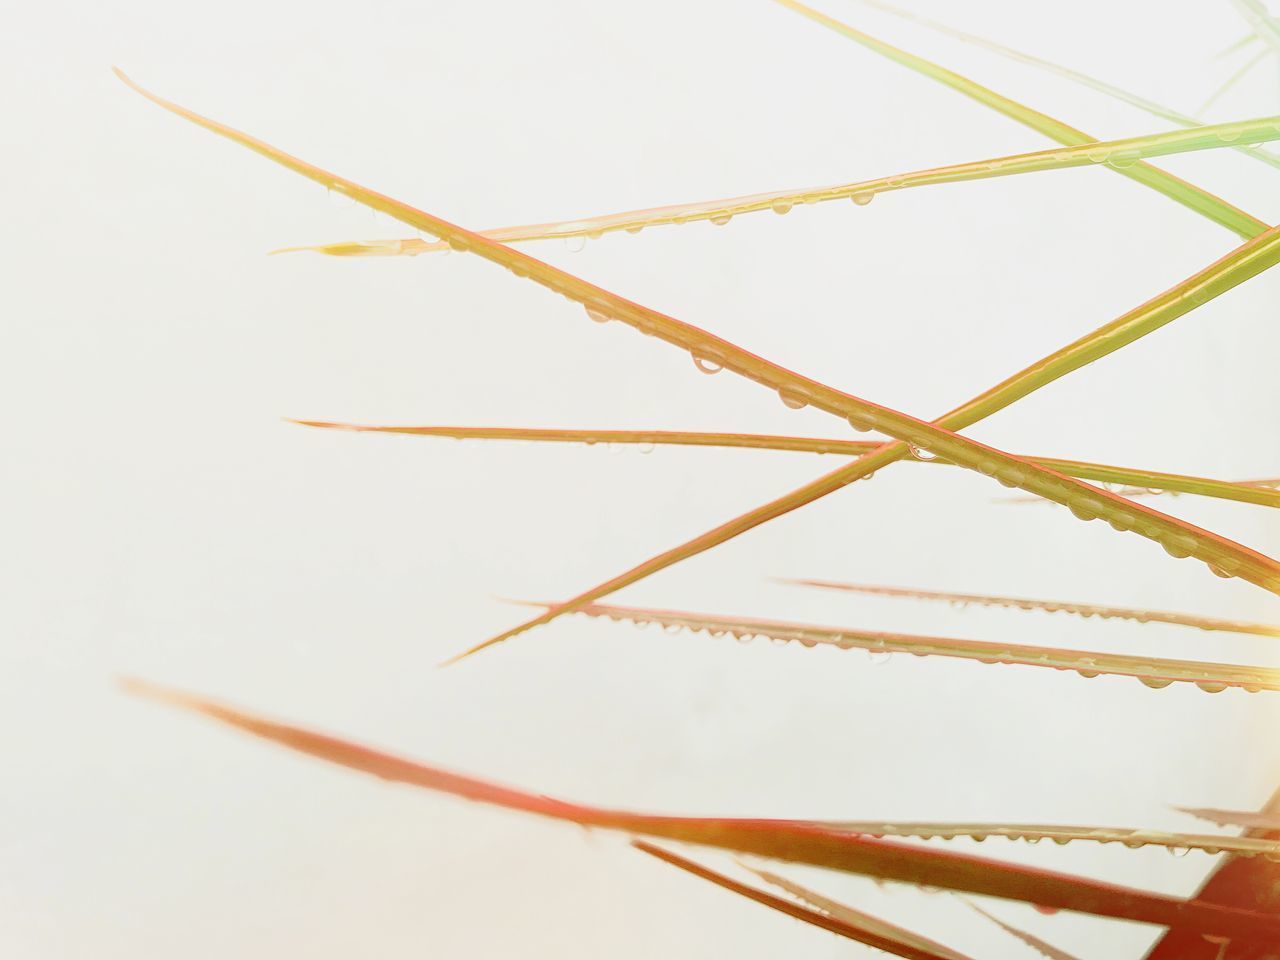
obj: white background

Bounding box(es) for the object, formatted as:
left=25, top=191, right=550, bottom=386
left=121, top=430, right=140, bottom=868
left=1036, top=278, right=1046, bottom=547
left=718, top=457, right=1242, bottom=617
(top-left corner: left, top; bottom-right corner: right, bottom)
left=5, top=0, right=1280, bottom=956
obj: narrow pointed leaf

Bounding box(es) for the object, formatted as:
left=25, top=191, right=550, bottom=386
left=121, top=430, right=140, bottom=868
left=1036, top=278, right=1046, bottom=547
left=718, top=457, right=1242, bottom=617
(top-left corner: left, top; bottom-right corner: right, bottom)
left=847, top=0, right=1280, bottom=170
left=635, top=842, right=972, bottom=960
left=963, top=900, right=1082, bottom=960
left=116, top=72, right=1280, bottom=662
left=121, top=678, right=1280, bottom=941
left=1233, top=0, right=1280, bottom=55
left=781, top=579, right=1280, bottom=638
left=1176, top=807, right=1280, bottom=833
left=1146, top=788, right=1280, bottom=959
left=769, top=0, right=1268, bottom=238
left=569, top=601, right=1280, bottom=694
left=294, top=420, right=1280, bottom=510
left=740, top=860, right=976, bottom=960
left=283, top=114, right=1280, bottom=257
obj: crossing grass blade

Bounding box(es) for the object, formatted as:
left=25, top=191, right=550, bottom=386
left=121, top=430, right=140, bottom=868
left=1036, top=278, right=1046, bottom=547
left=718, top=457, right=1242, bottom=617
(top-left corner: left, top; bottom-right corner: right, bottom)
left=111, top=69, right=1280, bottom=663
left=293, top=420, right=1280, bottom=510
left=277, top=114, right=1280, bottom=257
left=635, top=842, right=974, bottom=960
left=119, top=677, right=1280, bottom=941
left=769, top=0, right=1270, bottom=239
left=846, top=0, right=1280, bottom=170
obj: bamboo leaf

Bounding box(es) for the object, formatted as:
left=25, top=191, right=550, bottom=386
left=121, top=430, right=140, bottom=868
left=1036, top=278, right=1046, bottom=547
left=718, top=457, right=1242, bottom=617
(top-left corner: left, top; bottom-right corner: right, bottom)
left=279, top=114, right=1280, bottom=258
left=769, top=0, right=1269, bottom=238
left=293, top=420, right=1280, bottom=510
left=567, top=600, right=1280, bottom=694
left=114, top=71, right=1280, bottom=662
left=120, top=678, right=1280, bottom=941
left=779, top=579, right=1280, bottom=638
left=636, top=842, right=973, bottom=960
left=845, top=0, right=1280, bottom=170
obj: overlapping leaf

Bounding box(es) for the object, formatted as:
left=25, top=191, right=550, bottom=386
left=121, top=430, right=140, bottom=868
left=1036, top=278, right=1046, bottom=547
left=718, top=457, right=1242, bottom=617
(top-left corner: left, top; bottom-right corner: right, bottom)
left=279, top=115, right=1280, bottom=257
left=121, top=678, right=1280, bottom=942
left=294, top=420, right=1280, bottom=509
left=637, top=842, right=972, bottom=960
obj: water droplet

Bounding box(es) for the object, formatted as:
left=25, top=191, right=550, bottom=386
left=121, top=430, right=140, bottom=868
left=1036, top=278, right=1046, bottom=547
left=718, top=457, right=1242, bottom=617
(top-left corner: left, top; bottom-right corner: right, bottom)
left=847, top=412, right=877, bottom=432
left=564, top=235, right=587, bottom=253
left=779, top=390, right=808, bottom=410
left=1069, top=503, right=1098, bottom=521
left=584, top=303, right=611, bottom=324
left=851, top=190, right=875, bottom=206
left=907, top=443, right=937, bottom=462
left=771, top=200, right=793, bottom=215
left=1140, top=677, right=1174, bottom=689
left=624, top=225, right=644, bottom=235
left=1161, top=536, right=1195, bottom=559
left=447, top=237, right=468, bottom=252
left=1209, top=564, right=1234, bottom=579
left=1196, top=681, right=1229, bottom=694
left=710, top=213, right=733, bottom=226
left=638, top=441, right=655, bottom=455
left=868, top=650, right=893, bottom=665
left=1106, top=149, right=1141, bottom=169
left=691, top=353, right=723, bottom=375
left=1217, top=127, right=1243, bottom=143
left=1169, top=846, right=1191, bottom=858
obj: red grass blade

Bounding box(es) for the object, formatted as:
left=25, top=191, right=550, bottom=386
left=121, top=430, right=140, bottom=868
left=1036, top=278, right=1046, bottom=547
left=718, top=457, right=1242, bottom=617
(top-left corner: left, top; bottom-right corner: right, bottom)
left=121, top=678, right=1280, bottom=942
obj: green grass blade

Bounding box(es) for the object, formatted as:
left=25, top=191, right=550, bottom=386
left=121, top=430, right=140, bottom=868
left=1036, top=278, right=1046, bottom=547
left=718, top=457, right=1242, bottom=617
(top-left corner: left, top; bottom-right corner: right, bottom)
left=846, top=0, right=1280, bottom=170
left=115, top=71, right=1280, bottom=660
left=963, top=900, right=1081, bottom=960
left=636, top=843, right=973, bottom=960
left=1199, top=48, right=1271, bottom=115
left=568, top=600, right=1280, bottom=693
left=122, top=678, right=1280, bottom=941
left=280, top=114, right=1280, bottom=257
left=293, top=420, right=1280, bottom=510
left=780, top=579, right=1280, bottom=638
left=770, top=0, right=1269, bottom=238
left=1233, top=0, right=1280, bottom=55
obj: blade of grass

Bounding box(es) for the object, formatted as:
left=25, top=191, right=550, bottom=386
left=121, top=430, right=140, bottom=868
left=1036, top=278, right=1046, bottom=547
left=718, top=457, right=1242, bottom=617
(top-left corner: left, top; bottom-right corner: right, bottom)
left=635, top=842, right=973, bottom=960
left=279, top=113, right=1280, bottom=257
left=779, top=579, right=1280, bottom=638
left=1146, top=787, right=1280, bottom=959
left=454, top=209, right=1280, bottom=661
left=1199, top=48, right=1271, bottom=115
left=566, top=600, right=1280, bottom=694
left=845, top=0, right=1280, bottom=170
left=769, top=0, right=1270, bottom=239
left=293, top=420, right=1280, bottom=510
left=1176, top=807, right=1280, bottom=833
left=114, top=71, right=1280, bottom=659
left=1233, top=0, right=1280, bottom=56
left=962, top=899, right=1082, bottom=960
left=121, top=677, right=1280, bottom=940
left=738, top=860, right=977, bottom=960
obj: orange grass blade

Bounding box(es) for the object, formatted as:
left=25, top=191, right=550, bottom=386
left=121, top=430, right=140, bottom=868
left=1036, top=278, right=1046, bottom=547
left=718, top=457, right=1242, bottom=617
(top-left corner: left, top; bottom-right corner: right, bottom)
left=769, top=0, right=1269, bottom=240
left=1175, top=808, right=1280, bottom=833
left=455, top=214, right=1280, bottom=661
left=740, top=862, right=976, bottom=960
left=635, top=842, right=974, bottom=960
left=120, top=678, right=1280, bottom=941
left=567, top=601, right=1280, bottom=694
left=780, top=580, right=1280, bottom=638
left=293, top=420, right=1280, bottom=510
left=281, top=114, right=1280, bottom=257
left=113, top=71, right=1280, bottom=661
left=963, top=900, right=1082, bottom=960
